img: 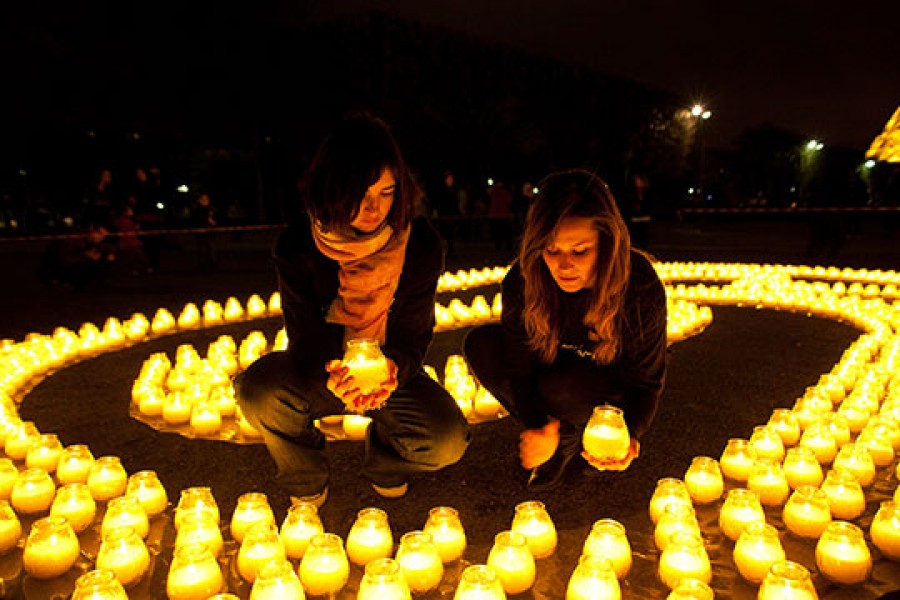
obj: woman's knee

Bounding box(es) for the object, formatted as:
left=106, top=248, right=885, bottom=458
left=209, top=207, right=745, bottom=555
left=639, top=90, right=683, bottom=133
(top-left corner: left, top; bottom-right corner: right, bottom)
left=234, top=352, right=289, bottom=418
left=463, top=323, right=503, bottom=381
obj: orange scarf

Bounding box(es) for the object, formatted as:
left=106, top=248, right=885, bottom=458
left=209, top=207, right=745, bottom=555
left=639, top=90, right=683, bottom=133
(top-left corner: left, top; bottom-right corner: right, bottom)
left=311, top=220, right=410, bottom=344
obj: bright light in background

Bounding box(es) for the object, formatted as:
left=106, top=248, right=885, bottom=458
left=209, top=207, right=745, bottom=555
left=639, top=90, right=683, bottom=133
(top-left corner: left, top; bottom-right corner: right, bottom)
left=863, top=159, right=876, bottom=169
left=806, top=139, right=824, bottom=151
left=486, top=178, right=494, bottom=186
left=156, top=202, right=165, bottom=210
left=691, top=104, right=704, bottom=117
left=177, top=184, right=189, bottom=194
left=532, top=186, right=539, bottom=195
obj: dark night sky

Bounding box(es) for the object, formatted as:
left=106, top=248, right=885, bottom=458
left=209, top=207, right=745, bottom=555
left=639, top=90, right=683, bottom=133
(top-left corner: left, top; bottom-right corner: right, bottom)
left=311, top=0, right=900, bottom=150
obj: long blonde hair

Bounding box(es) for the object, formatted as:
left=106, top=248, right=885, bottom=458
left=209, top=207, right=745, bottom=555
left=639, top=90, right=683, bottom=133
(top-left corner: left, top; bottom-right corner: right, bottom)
left=519, top=169, right=632, bottom=364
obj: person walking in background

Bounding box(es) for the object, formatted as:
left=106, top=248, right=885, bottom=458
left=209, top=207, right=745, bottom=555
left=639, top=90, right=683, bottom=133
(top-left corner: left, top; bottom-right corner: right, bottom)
left=189, top=192, right=218, bottom=271
left=38, top=223, right=117, bottom=290
left=235, top=112, right=470, bottom=507
left=464, top=169, right=667, bottom=491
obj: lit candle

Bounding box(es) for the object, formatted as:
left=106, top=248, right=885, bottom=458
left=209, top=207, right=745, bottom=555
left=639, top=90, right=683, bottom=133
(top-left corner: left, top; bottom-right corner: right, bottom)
left=174, top=515, right=223, bottom=558
left=683, top=456, right=724, bottom=505
left=190, top=401, right=222, bottom=436
left=0, top=458, right=18, bottom=500
left=71, top=569, right=130, bottom=600
left=832, top=442, right=876, bottom=487
left=10, top=467, right=56, bottom=515
left=358, top=557, right=412, bottom=600
left=582, top=405, right=631, bottom=461
left=126, top=470, right=168, bottom=517
left=453, top=564, right=506, bottom=599
left=782, top=485, right=832, bottom=539
left=820, top=469, right=866, bottom=520
left=280, top=501, right=324, bottom=560
left=230, top=492, right=276, bottom=545
left=249, top=559, right=306, bottom=599
left=138, top=387, right=165, bottom=417
left=870, top=500, right=900, bottom=560
left=657, top=531, right=711, bottom=590
left=343, top=339, right=390, bottom=397
left=758, top=560, right=818, bottom=600
left=396, top=530, right=444, bottom=595
left=423, top=505, right=467, bottom=564
left=856, top=426, right=896, bottom=467
left=166, top=542, right=224, bottom=600
left=749, top=425, right=786, bottom=462
left=346, top=507, right=394, bottom=567
left=782, top=446, right=824, bottom=490
left=25, top=433, right=63, bottom=472
left=733, top=522, right=786, bottom=584
left=237, top=522, right=287, bottom=583
left=511, top=500, right=557, bottom=559
left=174, top=486, right=220, bottom=530
left=718, top=488, right=765, bottom=542
left=56, top=444, right=95, bottom=485
left=87, top=456, right=128, bottom=502
left=102, top=494, right=149, bottom=540
left=96, top=526, right=150, bottom=588
left=298, top=533, right=350, bottom=597
left=768, top=408, right=801, bottom=446
left=655, top=503, right=700, bottom=552
left=22, top=515, right=81, bottom=579
left=649, top=478, right=693, bottom=525
left=4, top=420, right=39, bottom=461
left=163, top=392, right=193, bottom=425
left=581, top=519, right=632, bottom=579
left=566, top=555, right=621, bottom=600
left=747, top=458, right=790, bottom=507
left=799, top=421, right=838, bottom=464
left=342, top=414, right=372, bottom=440
left=665, top=578, right=714, bottom=599
left=0, top=500, right=22, bottom=555
left=719, top=438, right=756, bottom=482
left=815, top=521, right=872, bottom=585
left=484, top=530, right=534, bottom=595
left=49, top=483, right=97, bottom=534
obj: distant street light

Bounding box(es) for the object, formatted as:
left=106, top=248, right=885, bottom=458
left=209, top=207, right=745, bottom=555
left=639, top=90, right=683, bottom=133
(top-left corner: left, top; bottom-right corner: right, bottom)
left=806, top=139, right=824, bottom=151
left=690, top=104, right=713, bottom=198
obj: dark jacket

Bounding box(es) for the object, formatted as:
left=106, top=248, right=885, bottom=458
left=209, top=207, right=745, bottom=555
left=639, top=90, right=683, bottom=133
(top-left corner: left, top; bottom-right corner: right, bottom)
left=500, top=250, right=668, bottom=438
left=273, top=214, right=443, bottom=387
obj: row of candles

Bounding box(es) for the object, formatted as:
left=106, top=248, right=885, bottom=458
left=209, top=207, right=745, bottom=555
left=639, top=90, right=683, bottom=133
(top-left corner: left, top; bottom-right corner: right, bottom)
left=1, top=261, right=900, bottom=598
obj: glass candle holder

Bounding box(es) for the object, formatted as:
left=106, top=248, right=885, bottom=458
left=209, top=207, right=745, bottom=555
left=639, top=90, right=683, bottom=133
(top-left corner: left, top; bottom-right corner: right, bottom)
left=655, top=502, right=700, bottom=552
left=665, top=578, right=714, bottom=600
left=280, top=501, right=324, bottom=560
left=486, top=530, right=535, bottom=595
left=657, top=531, right=712, bottom=590
left=166, top=542, right=224, bottom=600
left=582, top=405, right=631, bottom=461
left=758, top=560, right=819, bottom=600
left=126, top=470, right=168, bottom=517
left=453, top=564, right=506, bottom=599
left=747, top=458, right=790, bottom=507
left=175, top=515, right=223, bottom=558
left=832, top=443, right=876, bottom=487
left=649, top=478, right=693, bottom=525
left=231, top=492, right=276, bottom=545
left=684, top=456, right=724, bottom=505
left=249, top=559, right=305, bottom=600
left=190, top=400, right=222, bottom=436
left=826, top=413, right=852, bottom=447
left=423, top=505, right=467, bottom=563
left=22, top=515, right=81, bottom=579
left=396, top=530, right=444, bottom=595
left=346, top=507, right=394, bottom=567
left=857, top=425, right=896, bottom=467
left=358, top=557, right=411, bottom=600
left=10, top=467, right=56, bottom=515
left=733, top=522, right=786, bottom=584
left=718, top=488, right=765, bottom=542
left=782, top=446, right=824, bottom=490
left=87, top=456, right=128, bottom=502
left=25, top=433, right=63, bottom=472
left=237, top=521, right=287, bottom=584
left=566, top=554, right=621, bottom=600
left=102, top=494, right=149, bottom=540
left=342, top=414, right=372, bottom=440
left=175, top=486, right=220, bottom=530
left=4, top=420, right=39, bottom=461
left=581, top=519, right=632, bottom=579
left=0, top=500, right=22, bottom=555
left=343, top=338, right=390, bottom=398
left=768, top=408, right=801, bottom=446
left=71, top=569, right=129, bottom=600
left=870, top=500, right=900, bottom=560
left=0, top=458, right=18, bottom=500
left=511, top=500, right=558, bottom=559
left=815, top=520, right=872, bottom=586
left=799, top=421, right=838, bottom=464
left=750, top=425, right=786, bottom=462
left=782, top=485, right=832, bottom=539
left=299, top=533, right=350, bottom=597
left=820, top=469, right=866, bottom=520
left=96, top=526, right=150, bottom=588
left=50, top=483, right=97, bottom=534
left=719, top=438, right=756, bottom=482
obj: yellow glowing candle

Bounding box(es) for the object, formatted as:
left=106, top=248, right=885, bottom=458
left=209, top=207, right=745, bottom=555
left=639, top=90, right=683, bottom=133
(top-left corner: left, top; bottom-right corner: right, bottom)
left=718, top=488, right=765, bottom=542
left=649, top=478, right=693, bottom=525
left=175, top=516, right=223, bottom=558
left=71, top=568, right=130, bottom=599
left=820, top=469, right=866, bottom=520
left=249, top=559, right=306, bottom=599
left=733, top=522, right=786, bottom=584
left=166, top=542, right=224, bottom=600
left=138, top=387, right=165, bottom=417
left=49, top=483, right=97, bottom=534
left=56, top=444, right=95, bottom=485
left=163, top=392, right=193, bottom=425
left=280, top=501, right=324, bottom=560
left=190, top=401, right=222, bottom=436
left=747, top=459, right=790, bottom=507
left=782, top=485, right=832, bottom=539
left=684, top=456, right=724, bottom=505
left=22, top=516, right=81, bottom=579
left=342, top=414, right=372, bottom=440
left=815, top=521, right=872, bottom=585
left=0, top=500, right=22, bottom=555
left=396, top=530, right=444, bottom=594
left=581, top=519, right=632, bottom=579
left=10, top=467, right=56, bottom=515
left=799, top=421, right=838, bottom=464
left=870, top=501, right=900, bottom=560
left=768, top=408, right=801, bottom=446
left=126, top=470, right=168, bottom=517
left=719, top=438, right=756, bottom=482
left=0, top=458, right=18, bottom=500
left=782, top=446, right=824, bottom=490
left=454, top=564, right=506, bottom=599
left=832, top=442, right=876, bottom=487
left=749, top=425, right=786, bottom=462
left=87, top=456, right=128, bottom=502
left=25, top=433, right=63, bottom=472
left=566, top=555, right=621, bottom=600
left=582, top=405, right=631, bottom=461
left=174, top=486, right=220, bottom=530
left=102, top=494, right=149, bottom=540
left=96, top=526, right=150, bottom=588
left=4, top=420, right=39, bottom=461
left=346, top=507, right=394, bottom=567
left=511, top=500, right=557, bottom=559
left=655, top=503, right=700, bottom=552
left=343, top=339, right=389, bottom=397
left=231, top=492, right=276, bottom=545
left=237, top=522, right=287, bottom=583
left=299, top=533, right=350, bottom=596
left=357, top=557, right=412, bottom=600
left=423, top=505, right=467, bottom=563
left=657, top=531, right=711, bottom=590
left=665, top=578, right=714, bottom=600
left=758, top=560, right=818, bottom=600
left=484, top=530, right=534, bottom=595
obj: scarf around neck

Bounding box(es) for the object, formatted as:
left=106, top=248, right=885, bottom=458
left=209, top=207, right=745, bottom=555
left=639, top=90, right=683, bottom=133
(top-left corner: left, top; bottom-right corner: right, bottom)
left=311, top=219, right=411, bottom=344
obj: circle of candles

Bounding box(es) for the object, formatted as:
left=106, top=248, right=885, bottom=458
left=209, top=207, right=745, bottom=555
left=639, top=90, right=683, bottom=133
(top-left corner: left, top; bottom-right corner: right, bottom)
left=782, top=485, right=832, bottom=540
left=581, top=519, right=632, bottom=579
left=747, top=458, right=790, bottom=507
left=346, top=507, right=394, bottom=567
left=657, top=531, right=712, bottom=590
left=719, top=438, right=756, bottom=482
left=750, top=425, right=786, bottom=462
left=343, top=414, right=372, bottom=440
left=732, top=522, right=786, bottom=584
left=684, top=456, right=724, bottom=505
left=249, top=558, right=306, bottom=599
left=231, top=492, right=276, bottom=545
left=423, top=506, right=467, bottom=563
left=566, top=554, right=621, bottom=600
left=511, top=500, right=558, bottom=559
left=718, top=488, right=766, bottom=542
left=396, top=530, right=445, bottom=594
left=71, top=569, right=129, bottom=600
left=10, top=467, right=56, bottom=515
left=655, top=503, right=700, bottom=552
left=280, top=501, right=324, bottom=560
left=87, top=456, right=128, bottom=502
left=25, top=433, right=63, bottom=472
left=870, top=500, right=900, bottom=560
left=453, top=564, right=506, bottom=599
left=485, top=530, right=534, bottom=595
left=237, top=521, right=287, bottom=583
left=758, top=560, right=818, bottom=600
left=820, top=469, right=866, bottom=520
left=799, top=421, right=838, bottom=464
left=815, top=520, right=872, bottom=585
left=665, top=578, right=714, bottom=600
left=782, top=446, right=824, bottom=490
left=649, top=479, right=693, bottom=525
left=343, top=339, right=390, bottom=397
left=582, top=405, right=631, bottom=461
left=22, top=515, right=81, bottom=579
left=102, top=494, right=149, bottom=540
left=0, top=500, right=22, bottom=555
left=358, top=557, right=412, bottom=600
left=175, top=486, right=220, bottom=530
left=96, top=526, right=150, bottom=588
left=126, top=470, right=168, bottom=517
left=175, top=515, right=224, bottom=558
left=0, top=458, right=18, bottom=500
left=768, top=408, right=801, bottom=446
left=56, top=444, right=95, bottom=485
left=166, top=542, right=224, bottom=600
left=832, top=443, right=876, bottom=487
left=50, top=483, right=97, bottom=534
left=299, top=533, right=350, bottom=597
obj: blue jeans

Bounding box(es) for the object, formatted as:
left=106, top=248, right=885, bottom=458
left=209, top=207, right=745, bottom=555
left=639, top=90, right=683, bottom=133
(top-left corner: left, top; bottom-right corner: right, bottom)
left=235, top=351, right=470, bottom=496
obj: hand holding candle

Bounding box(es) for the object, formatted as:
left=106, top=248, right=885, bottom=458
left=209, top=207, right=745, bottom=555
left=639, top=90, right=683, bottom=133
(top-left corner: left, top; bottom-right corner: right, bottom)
left=327, top=339, right=397, bottom=413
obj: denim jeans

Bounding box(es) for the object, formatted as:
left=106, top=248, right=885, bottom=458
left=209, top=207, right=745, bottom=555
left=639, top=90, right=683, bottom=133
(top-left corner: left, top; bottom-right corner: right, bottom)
left=235, top=351, right=470, bottom=496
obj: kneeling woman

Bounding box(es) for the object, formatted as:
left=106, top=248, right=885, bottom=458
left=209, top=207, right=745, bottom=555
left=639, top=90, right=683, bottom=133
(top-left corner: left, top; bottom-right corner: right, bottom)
left=464, top=169, right=667, bottom=490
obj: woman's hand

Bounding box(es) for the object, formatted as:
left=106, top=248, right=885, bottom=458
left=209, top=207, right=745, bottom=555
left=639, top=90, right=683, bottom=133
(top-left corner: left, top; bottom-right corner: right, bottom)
left=519, top=419, right=560, bottom=470
left=326, top=358, right=398, bottom=413
left=582, top=438, right=641, bottom=472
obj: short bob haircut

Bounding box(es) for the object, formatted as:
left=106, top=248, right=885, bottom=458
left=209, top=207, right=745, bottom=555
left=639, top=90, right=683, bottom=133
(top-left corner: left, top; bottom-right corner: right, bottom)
left=304, top=111, right=420, bottom=235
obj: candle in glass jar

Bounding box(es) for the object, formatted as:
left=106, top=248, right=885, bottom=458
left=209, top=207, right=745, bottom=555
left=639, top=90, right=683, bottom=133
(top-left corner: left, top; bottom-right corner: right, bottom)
left=343, top=414, right=372, bottom=440
left=25, top=433, right=63, bottom=472
left=484, top=530, right=534, bottom=595
left=453, top=564, right=506, bottom=599
left=166, top=542, right=224, bottom=600
left=719, top=438, right=756, bottom=482
left=782, top=485, right=832, bottom=539
left=49, top=483, right=96, bottom=534
left=582, top=519, right=632, bottom=579
left=231, top=492, right=276, bottom=544
left=820, top=470, right=866, bottom=520
left=768, top=408, right=801, bottom=446
left=357, top=557, right=411, bottom=600
left=237, top=522, right=287, bottom=583
left=832, top=443, right=876, bottom=487
left=655, top=502, right=700, bottom=552
left=0, top=500, right=22, bottom=555
left=396, top=530, right=444, bottom=595
left=249, top=559, right=306, bottom=600
left=87, top=456, right=128, bottom=502
left=299, top=533, right=350, bottom=597
left=657, top=531, right=711, bottom=590
left=856, top=427, right=895, bottom=467
left=422, top=506, right=467, bottom=565
left=56, top=444, right=95, bottom=485
left=582, top=405, right=630, bottom=461
left=782, top=446, right=824, bottom=490
left=96, top=526, right=150, bottom=588
left=71, top=569, right=129, bottom=600
left=799, top=421, right=838, bottom=464
left=190, top=401, right=222, bottom=436
left=758, top=560, right=818, bottom=600
left=175, top=486, right=220, bottom=530
left=511, top=500, right=557, bottom=559
left=683, top=456, right=724, bottom=505
left=815, top=521, right=872, bottom=585
left=346, top=507, right=394, bottom=567
left=10, top=467, right=56, bottom=515
left=649, top=479, right=693, bottom=525
left=280, top=501, right=324, bottom=560
left=870, top=500, right=900, bottom=560
left=566, top=555, right=621, bottom=600
left=22, top=516, right=81, bottom=579
left=747, top=459, right=790, bottom=507
left=666, top=578, right=714, bottom=600
left=750, top=425, right=786, bottom=462
left=102, top=494, right=149, bottom=540
left=126, top=470, right=168, bottom=517
left=343, top=339, right=389, bottom=396
left=733, top=522, right=786, bottom=584
left=0, top=459, right=18, bottom=500
left=175, top=516, right=223, bottom=558
left=718, top=488, right=765, bottom=542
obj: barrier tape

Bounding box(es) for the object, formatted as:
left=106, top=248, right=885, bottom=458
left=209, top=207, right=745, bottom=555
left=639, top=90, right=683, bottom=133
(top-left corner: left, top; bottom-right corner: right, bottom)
left=680, top=206, right=900, bottom=215
left=0, top=223, right=287, bottom=243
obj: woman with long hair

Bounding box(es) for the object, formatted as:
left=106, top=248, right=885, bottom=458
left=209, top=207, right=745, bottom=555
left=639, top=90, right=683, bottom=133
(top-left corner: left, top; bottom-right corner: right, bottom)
left=236, top=112, right=470, bottom=506
left=464, top=168, right=667, bottom=490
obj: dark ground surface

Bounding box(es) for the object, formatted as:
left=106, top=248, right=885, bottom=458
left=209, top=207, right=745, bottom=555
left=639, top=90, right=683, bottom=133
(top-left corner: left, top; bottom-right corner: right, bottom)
left=1, top=214, right=899, bottom=598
